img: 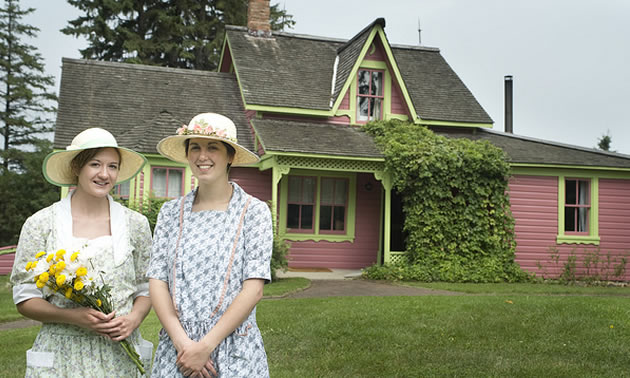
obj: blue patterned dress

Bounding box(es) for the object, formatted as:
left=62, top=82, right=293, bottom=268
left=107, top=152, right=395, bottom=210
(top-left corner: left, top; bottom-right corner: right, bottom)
left=147, top=183, right=273, bottom=377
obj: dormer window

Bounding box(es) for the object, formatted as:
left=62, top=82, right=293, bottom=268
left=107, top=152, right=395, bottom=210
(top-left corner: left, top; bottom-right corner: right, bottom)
left=357, top=69, right=383, bottom=122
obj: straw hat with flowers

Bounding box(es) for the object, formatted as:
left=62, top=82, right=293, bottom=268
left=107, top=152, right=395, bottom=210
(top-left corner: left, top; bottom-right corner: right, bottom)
left=157, top=113, right=259, bottom=166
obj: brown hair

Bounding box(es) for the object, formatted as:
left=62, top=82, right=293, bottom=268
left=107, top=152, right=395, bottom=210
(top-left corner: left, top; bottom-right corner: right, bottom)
left=70, top=147, right=122, bottom=184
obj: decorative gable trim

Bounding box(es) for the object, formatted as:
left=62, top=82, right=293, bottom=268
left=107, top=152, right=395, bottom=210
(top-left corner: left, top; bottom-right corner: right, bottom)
left=330, top=24, right=419, bottom=124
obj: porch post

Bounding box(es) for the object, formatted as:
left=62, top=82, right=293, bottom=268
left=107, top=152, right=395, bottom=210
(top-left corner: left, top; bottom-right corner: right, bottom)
left=374, top=171, right=393, bottom=264
left=271, top=164, right=290, bottom=231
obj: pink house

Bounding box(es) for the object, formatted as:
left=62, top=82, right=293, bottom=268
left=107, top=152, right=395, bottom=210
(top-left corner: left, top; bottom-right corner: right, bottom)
left=51, top=2, right=630, bottom=280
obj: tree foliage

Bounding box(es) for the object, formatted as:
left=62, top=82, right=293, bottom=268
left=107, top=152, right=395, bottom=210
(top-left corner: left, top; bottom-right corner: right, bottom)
left=364, top=120, right=527, bottom=282
left=0, top=139, right=58, bottom=245
left=597, top=131, right=612, bottom=152
left=62, top=0, right=295, bottom=70
left=0, top=0, right=56, bottom=171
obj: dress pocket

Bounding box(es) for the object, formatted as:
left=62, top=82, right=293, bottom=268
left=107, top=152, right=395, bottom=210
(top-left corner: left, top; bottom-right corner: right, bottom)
left=26, top=349, right=54, bottom=368
left=228, top=323, right=254, bottom=373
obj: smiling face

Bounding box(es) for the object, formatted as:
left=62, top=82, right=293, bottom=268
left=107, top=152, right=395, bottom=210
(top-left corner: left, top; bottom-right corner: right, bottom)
left=74, top=147, right=120, bottom=198
left=186, top=138, right=233, bottom=183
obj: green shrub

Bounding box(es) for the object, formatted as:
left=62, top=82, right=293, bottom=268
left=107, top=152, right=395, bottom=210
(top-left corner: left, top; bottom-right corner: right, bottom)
left=363, top=120, right=525, bottom=283
left=266, top=201, right=289, bottom=281
left=537, top=246, right=629, bottom=284
left=271, top=235, right=290, bottom=281
left=116, top=194, right=168, bottom=233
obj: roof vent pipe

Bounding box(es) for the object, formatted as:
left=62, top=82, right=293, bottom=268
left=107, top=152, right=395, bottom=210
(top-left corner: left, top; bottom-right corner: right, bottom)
left=504, top=75, right=513, bottom=134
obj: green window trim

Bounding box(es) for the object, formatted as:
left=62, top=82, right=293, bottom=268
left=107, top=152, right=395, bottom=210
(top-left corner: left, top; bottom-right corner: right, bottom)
left=279, top=170, right=356, bottom=242
left=556, top=175, right=600, bottom=245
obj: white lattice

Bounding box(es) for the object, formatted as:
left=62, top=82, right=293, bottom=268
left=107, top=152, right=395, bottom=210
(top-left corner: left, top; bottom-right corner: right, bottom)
left=388, top=252, right=409, bottom=265
left=277, top=155, right=383, bottom=172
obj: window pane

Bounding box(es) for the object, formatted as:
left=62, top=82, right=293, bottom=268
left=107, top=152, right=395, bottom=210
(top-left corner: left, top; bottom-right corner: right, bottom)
left=358, top=96, right=369, bottom=121
left=301, top=205, right=313, bottom=229
left=333, top=206, right=345, bottom=230
left=288, top=176, right=301, bottom=202
left=564, top=207, right=575, bottom=232
left=168, top=169, right=182, bottom=197
left=117, top=181, right=130, bottom=197
left=358, top=70, right=370, bottom=94
left=319, top=205, right=332, bottom=230
left=302, top=177, right=315, bottom=203
left=334, top=180, right=347, bottom=205
left=287, top=204, right=300, bottom=228
left=577, top=207, right=588, bottom=232
left=321, top=178, right=334, bottom=204
left=371, top=71, right=383, bottom=96
left=565, top=180, right=576, bottom=205
left=152, top=168, right=167, bottom=197
left=373, top=98, right=382, bottom=120
left=369, top=97, right=376, bottom=119
left=578, top=181, right=589, bottom=205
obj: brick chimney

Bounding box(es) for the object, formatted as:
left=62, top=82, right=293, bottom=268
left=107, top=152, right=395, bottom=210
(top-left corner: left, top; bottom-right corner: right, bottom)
left=248, top=0, right=272, bottom=37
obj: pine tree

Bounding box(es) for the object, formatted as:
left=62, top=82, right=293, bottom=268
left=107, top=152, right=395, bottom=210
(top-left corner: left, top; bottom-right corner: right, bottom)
left=597, top=131, right=612, bottom=152
left=0, top=139, right=57, bottom=245
left=0, top=0, right=56, bottom=172
left=62, top=0, right=295, bottom=70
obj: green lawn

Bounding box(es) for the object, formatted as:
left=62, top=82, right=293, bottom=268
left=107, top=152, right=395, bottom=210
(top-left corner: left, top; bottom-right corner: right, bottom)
left=2, top=277, right=630, bottom=377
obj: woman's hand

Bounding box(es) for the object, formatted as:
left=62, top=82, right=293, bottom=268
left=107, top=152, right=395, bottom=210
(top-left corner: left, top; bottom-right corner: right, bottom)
left=176, top=340, right=217, bottom=377
left=70, top=307, right=116, bottom=337
left=100, top=311, right=141, bottom=341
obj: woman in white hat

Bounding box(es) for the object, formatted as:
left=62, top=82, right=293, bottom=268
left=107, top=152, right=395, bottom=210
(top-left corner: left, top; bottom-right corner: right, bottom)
left=148, top=113, right=273, bottom=377
left=10, top=127, right=153, bottom=376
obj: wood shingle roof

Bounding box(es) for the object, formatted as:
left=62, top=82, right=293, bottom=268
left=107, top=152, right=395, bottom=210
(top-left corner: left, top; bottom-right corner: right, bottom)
left=226, top=19, right=492, bottom=124
left=55, top=58, right=255, bottom=155
left=436, top=128, right=630, bottom=168
left=252, top=118, right=381, bottom=158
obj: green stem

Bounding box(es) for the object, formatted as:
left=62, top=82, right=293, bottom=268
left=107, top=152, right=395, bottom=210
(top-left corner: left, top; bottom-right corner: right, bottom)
left=120, top=340, right=145, bottom=375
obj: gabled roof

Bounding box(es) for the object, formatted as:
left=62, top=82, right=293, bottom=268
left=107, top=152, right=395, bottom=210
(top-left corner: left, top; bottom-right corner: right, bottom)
left=394, top=47, right=492, bottom=124
left=331, top=18, right=384, bottom=103
left=436, top=127, right=630, bottom=169
left=225, top=26, right=341, bottom=111
left=225, top=19, right=492, bottom=124
left=252, top=118, right=382, bottom=158
left=55, top=58, right=255, bottom=155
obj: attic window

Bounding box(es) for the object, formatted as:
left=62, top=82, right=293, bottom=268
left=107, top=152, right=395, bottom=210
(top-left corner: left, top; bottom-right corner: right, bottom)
left=357, top=69, right=383, bottom=122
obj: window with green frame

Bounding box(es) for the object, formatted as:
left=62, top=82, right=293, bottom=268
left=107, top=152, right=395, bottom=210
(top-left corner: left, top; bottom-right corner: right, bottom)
left=281, top=172, right=356, bottom=241
left=557, top=176, right=600, bottom=245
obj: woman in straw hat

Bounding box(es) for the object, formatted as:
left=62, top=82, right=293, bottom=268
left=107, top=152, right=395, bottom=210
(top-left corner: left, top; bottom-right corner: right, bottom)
left=148, top=113, right=273, bottom=377
left=10, top=127, right=153, bottom=376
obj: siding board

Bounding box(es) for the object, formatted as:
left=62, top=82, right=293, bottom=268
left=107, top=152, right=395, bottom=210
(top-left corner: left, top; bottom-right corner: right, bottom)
left=509, top=175, right=630, bottom=281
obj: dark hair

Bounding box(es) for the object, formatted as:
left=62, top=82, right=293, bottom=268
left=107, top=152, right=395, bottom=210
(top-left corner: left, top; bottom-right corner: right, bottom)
left=184, top=139, right=236, bottom=171
left=70, top=147, right=122, bottom=184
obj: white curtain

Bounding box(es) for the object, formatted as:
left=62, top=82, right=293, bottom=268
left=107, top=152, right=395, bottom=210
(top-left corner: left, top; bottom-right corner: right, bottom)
left=577, top=181, right=589, bottom=232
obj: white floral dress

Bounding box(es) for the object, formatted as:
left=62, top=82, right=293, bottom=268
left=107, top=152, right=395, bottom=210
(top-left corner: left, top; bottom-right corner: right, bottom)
left=147, top=183, right=273, bottom=377
left=10, top=194, right=153, bottom=377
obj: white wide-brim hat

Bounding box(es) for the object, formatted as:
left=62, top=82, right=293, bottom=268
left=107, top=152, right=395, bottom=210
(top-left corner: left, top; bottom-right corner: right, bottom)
left=42, top=128, right=147, bottom=187
left=156, top=113, right=259, bottom=166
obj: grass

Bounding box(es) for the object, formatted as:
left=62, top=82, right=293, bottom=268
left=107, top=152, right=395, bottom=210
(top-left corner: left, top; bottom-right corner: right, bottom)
left=264, top=277, right=310, bottom=297
left=403, top=281, right=630, bottom=296
left=0, top=275, right=22, bottom=323
left=2, top=278, right=630, bottom=377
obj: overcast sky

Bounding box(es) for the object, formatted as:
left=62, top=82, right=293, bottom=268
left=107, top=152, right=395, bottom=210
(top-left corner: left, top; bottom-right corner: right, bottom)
left=23, top=0, right=630, bottom=153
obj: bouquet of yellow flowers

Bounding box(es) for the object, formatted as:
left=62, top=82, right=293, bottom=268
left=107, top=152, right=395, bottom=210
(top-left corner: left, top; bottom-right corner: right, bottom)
left=25, top=247, right=146, bottom=375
